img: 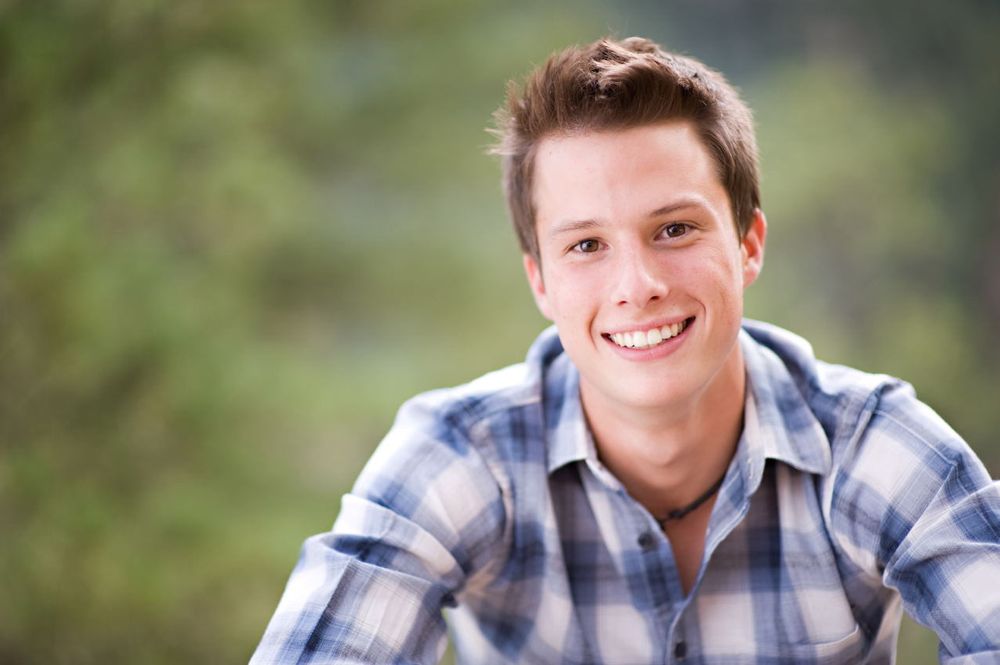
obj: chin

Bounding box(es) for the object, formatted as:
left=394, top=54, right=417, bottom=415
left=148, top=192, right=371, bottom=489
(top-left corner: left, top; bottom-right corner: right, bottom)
left=609, top=379, right=693, bottom=411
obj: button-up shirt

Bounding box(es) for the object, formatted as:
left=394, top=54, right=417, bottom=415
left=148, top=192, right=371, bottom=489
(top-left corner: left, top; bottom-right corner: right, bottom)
left=251, top=321, right=1000, bottom=664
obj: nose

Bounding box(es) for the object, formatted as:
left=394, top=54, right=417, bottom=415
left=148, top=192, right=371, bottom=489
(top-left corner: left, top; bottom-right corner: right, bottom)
left=611, top=246, right=668, bottom=308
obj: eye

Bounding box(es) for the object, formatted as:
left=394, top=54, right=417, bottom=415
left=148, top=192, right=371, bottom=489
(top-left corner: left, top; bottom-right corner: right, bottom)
left=573, top=238, right=601, bottom=253
left=662, top=223, right=690, bottom=239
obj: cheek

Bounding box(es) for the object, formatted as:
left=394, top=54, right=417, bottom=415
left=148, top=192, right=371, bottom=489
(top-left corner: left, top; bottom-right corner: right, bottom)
left=685, top=250, right=744, bottom=306
left=546, top=265, right=601, bottom=309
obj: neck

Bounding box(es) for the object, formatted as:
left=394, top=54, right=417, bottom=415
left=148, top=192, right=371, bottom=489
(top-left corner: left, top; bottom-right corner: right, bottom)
left=582, top=345, right=746, bottom=518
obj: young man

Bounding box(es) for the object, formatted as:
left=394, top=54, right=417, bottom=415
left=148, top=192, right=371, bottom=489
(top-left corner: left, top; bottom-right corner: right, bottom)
left=251, top=37, right=1000, bottom=664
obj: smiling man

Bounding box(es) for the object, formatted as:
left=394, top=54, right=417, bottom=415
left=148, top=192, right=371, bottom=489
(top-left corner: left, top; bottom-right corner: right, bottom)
left=524, top=120, right=764, bottom=596
left=251, top=37, right=1000, bottom=664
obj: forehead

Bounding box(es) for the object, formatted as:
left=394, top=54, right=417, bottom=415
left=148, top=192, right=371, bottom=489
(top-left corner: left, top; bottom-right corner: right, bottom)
left=531, top=121, right=729, bottom=230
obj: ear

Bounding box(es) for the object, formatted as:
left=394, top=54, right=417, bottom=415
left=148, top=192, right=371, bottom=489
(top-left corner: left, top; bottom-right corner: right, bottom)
left=741, top=208, right=767, bottom=288
left=522, top=253, right=554, bottom=320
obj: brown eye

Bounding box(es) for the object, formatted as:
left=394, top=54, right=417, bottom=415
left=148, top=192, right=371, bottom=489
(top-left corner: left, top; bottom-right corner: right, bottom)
left=664, top=223, right=689, bottom=238
left=575, top=239, right=600, bottom=253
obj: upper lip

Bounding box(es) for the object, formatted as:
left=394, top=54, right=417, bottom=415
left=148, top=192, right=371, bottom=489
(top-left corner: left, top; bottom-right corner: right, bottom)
left=601, top=316, right=693, bottom=336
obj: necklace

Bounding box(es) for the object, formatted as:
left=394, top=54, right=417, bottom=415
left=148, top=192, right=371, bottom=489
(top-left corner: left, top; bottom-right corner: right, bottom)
left=655, top=471, right=727, bottom=526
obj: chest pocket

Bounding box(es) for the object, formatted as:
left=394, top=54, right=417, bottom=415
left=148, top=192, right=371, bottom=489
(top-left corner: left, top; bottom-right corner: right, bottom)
left=692, top=464, right=867, bottom=660
left=772, top=624, right=866, bottom=663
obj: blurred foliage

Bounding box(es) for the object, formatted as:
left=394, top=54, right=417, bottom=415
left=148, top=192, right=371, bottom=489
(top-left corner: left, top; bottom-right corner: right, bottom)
left=0, top=0, right=996, bottom=663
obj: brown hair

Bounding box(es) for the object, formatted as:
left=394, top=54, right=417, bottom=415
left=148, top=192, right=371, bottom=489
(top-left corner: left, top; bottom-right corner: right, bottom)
left=491, top=36, right=760, bottom=260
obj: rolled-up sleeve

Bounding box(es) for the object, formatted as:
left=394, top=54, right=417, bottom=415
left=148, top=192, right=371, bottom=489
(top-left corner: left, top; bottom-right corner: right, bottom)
left=250, top=395, right=508, bottom=664
left=829, top=382, right=1000, bottom=662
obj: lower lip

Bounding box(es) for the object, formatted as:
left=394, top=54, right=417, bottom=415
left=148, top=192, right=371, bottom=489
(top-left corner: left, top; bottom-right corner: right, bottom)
left=602, top=318, right=694, bottom=360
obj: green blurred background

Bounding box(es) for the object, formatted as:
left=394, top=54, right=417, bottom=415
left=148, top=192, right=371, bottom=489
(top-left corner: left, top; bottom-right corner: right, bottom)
left=2, top=1, right=998, bottom=662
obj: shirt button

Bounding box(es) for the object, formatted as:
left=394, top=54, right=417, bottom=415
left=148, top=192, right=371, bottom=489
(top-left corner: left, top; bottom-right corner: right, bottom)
left=637, top=531, right=656, bottom=550
left=674, top=640, right=687, bottom=660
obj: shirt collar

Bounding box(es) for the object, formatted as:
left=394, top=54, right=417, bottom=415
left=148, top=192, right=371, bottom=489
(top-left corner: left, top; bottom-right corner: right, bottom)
left=739, top=323, right=832, bottom=478
left=535, top=322, right=833, bottom=478
left=543, top=347, right=596, bottom=474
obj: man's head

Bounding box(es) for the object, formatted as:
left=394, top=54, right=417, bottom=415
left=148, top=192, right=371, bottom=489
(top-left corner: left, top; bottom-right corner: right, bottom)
left=491, top=36, right=767, bottom=420
left=492, top=36, right=760, bottom=261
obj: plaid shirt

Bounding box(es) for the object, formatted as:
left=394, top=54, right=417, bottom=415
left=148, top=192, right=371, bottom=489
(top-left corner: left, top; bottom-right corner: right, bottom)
left=251, top=321, right=1000, bottom=664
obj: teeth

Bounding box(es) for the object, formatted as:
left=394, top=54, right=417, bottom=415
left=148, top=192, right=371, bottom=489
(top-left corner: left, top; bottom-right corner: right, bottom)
left=609, top=319, right=689, bottom=349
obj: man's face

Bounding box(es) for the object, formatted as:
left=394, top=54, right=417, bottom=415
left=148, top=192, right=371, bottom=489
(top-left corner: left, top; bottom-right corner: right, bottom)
left=524, top=121, right=765, bottom=416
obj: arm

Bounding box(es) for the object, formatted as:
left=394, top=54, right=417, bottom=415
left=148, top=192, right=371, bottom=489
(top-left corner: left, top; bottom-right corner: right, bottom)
left=250, top=396, right=508, bottom=664
left=888, top=461, right=1000, bottom=663
left=829, top=383, right=1000, bottom=663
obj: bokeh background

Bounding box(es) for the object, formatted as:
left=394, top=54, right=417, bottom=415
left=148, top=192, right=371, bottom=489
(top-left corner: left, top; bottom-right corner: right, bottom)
left=2, top=1, right=998, bottom=663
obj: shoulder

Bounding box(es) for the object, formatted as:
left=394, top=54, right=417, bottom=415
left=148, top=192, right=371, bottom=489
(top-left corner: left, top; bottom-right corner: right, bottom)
left=399, top=359, right=542, bottom=441
left=741, top=319, right=968, bottom=462
left=381, top=350, right=546, bottom=478
left=343, top=329, right=563, bottom=582
left=357, top=327, right=563, bottom=491
left=742, top=320, right=993, bottom=566
left=742, top=319, right=899, bottom=428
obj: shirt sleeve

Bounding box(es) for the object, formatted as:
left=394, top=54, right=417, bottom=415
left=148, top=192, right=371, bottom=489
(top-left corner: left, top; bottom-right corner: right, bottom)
left=828, top=382, right=1000, bottom=663
left=249, top=395, right=508, bottom=664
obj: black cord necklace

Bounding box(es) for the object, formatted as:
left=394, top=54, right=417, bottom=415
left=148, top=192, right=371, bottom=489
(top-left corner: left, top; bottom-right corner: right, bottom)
left=655, top=471, right=727, bottom=527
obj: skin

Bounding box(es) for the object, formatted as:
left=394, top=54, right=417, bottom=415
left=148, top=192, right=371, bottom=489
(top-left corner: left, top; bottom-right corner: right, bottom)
left=523, top=121, right=767, bottom=592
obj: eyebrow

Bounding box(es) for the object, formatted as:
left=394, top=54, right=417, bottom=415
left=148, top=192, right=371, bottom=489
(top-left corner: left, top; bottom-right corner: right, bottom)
left=648, top=197, right=706, bottom=218
left=548, top=219, right=601, bottom=237
left=548, top=197, right=708, bottom=238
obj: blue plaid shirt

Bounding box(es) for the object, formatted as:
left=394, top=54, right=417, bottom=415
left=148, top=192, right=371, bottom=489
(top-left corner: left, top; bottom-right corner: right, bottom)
left=251, top=321, right=1000, bottom=664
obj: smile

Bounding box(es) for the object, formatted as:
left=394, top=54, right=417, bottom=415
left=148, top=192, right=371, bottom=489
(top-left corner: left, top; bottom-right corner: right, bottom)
left=606, top=318, right=693, bottom=349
